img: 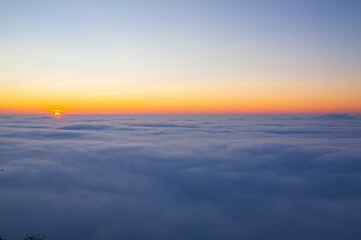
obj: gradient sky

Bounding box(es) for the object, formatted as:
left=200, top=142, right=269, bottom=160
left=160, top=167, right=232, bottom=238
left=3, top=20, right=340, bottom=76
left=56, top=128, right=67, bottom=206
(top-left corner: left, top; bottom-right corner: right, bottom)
left=0, top=0, right=360, bottom=113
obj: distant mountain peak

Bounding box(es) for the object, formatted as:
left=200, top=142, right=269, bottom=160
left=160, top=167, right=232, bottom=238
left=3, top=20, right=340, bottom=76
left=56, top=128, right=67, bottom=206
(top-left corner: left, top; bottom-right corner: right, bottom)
left=312, top=113, right=357, bottom=120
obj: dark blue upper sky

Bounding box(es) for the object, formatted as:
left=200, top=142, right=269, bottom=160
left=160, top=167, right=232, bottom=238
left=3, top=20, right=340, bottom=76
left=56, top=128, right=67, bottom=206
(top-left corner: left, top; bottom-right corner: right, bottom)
left=0, top=0, right=360, bottom=113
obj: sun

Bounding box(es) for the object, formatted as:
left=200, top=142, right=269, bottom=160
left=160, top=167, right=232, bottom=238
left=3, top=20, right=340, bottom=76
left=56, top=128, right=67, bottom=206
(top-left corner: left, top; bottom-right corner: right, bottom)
left=53, top=111, right=62, bottom=117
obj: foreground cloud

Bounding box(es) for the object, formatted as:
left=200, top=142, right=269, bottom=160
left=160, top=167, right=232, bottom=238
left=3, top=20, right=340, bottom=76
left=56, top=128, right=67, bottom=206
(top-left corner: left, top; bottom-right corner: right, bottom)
left=0, top=114, right=361, bottom=240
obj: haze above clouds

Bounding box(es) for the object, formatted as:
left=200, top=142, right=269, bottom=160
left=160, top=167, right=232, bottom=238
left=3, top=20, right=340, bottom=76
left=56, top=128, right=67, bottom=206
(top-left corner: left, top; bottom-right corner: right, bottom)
left=1, top=114, right=361, bottom=240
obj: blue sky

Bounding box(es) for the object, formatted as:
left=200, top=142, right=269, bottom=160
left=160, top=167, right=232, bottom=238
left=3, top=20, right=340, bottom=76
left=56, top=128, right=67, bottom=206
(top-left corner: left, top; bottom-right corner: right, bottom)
left=0, top=0, right=360, bottom=113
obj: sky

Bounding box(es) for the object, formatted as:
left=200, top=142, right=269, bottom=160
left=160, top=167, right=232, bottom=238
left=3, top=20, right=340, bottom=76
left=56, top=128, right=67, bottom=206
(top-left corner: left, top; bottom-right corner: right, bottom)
left=1, top=113, right=361, bottom=239
left=0, top=0, right=361, bottom=113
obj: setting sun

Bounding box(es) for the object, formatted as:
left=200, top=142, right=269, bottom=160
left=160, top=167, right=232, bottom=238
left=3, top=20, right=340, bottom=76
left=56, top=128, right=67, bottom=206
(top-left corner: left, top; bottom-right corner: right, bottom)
left=1, top=1, right=361, bottom=239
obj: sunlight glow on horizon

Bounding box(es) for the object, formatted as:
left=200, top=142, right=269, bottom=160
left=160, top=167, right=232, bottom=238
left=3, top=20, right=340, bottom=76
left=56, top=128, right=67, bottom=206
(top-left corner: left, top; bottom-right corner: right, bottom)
left=0, top=1, right=360, bottom=114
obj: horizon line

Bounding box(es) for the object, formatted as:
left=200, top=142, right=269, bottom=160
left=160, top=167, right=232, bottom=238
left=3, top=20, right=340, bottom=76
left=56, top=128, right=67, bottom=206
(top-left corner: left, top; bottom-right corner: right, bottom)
left=1, top=111, right=361, bottom=115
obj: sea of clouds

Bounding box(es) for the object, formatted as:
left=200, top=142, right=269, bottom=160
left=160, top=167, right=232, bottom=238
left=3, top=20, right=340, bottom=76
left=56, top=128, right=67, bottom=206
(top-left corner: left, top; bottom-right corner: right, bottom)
left=1, top=113, right=361, bottom=240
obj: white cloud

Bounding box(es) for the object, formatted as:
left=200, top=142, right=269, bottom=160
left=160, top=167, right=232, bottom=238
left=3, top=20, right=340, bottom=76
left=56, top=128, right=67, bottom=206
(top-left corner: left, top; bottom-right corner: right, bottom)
left=0, top=114, right=361, bottom=239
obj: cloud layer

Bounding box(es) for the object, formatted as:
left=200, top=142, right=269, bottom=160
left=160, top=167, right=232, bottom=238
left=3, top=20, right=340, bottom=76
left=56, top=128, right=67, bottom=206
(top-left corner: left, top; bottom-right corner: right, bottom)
left=1, top=114, right=361, bottom=240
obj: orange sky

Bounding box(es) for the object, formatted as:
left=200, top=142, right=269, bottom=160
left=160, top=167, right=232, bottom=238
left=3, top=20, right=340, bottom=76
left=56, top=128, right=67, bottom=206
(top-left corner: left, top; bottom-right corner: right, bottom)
left=1, top=1, right=360, bottom=114
left=1, top=79, right=360, bottom=114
